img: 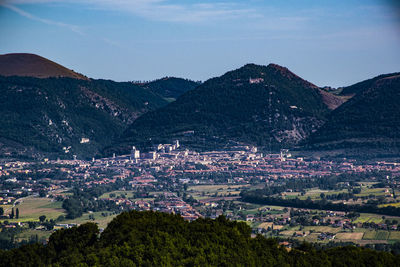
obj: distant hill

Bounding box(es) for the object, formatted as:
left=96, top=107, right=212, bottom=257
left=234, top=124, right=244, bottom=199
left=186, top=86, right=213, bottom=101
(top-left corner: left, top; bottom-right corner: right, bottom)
left=0, top=76, right=167, bottom=159
left=108, top=63, right=342, bottom=154
left=305, top=73, right=400, bottom=156
left=0, top=53, right=87, bottom=80
left=340, top=72, right=400, bottom=96
left=136, top=77, right=200, bottom=100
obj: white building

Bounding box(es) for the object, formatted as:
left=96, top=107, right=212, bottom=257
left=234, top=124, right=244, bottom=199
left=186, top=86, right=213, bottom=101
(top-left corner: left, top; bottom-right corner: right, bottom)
left=130, top=146, right=140, bottom=159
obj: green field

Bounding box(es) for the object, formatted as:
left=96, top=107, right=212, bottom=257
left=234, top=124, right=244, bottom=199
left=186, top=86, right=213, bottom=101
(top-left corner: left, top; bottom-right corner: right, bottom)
left=187, top=185, right=247, bottom=195
left=362, top=230, right=378, bottom=240
left=375, top=231, right=390, bottom=240
left=15, top=229, right=52, bottom=243
left=362, top=230, right=390, bottom=240
left=302, top=226, right=342, bottom=234
left=297, top=188, right=349, bottom=200
left=379, top=202, right=400, bottom=208
left=1, top=197, right=65, bottom=223
left=188, top=184, right=250, bottom=198
left=62, top=211, right=118, bottom=229
left=335, top=232, right=364, bottom=240
left=355, top=188, right=387, bottom=197
left=99, top=190, right=135, bottom=199
left=389, top=231, right=400, bottom=240
left=353, top=213, right=384, bottom=224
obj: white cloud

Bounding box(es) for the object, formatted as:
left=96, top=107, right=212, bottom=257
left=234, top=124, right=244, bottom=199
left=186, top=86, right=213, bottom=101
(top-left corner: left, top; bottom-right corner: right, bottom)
left=0, top=1, right=84, bottom=34
left=2, top=0, right=257, bottom=23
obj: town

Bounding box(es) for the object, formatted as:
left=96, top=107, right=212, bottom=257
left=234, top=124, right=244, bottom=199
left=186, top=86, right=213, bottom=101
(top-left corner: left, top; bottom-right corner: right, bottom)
left=1, top=141, right=400, bottom=249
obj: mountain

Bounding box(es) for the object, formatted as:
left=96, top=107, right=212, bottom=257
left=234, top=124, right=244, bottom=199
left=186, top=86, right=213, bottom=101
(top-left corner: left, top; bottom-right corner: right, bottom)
left=340, top=72, right=400, bottom=96
left=0, top=76, right=167, bottom=159
left=136, top=77, right=200, bottom=100
left=305, top=73, right=400, bottom=157
left=0, top=53, right=88, bottom=80
left=108, top=63, right=343, bottom=154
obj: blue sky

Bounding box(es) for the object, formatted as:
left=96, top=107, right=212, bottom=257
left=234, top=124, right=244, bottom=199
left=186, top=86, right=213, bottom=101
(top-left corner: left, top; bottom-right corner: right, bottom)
left=0, top=0, right=399, bottom=87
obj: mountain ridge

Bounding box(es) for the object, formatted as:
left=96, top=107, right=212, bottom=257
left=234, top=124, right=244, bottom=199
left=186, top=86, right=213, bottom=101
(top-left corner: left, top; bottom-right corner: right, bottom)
left=135, top=77, right=200, bottom=100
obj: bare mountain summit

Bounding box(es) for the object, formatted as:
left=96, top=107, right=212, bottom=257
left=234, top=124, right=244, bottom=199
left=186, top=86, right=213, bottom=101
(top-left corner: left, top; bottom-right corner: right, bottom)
left=0, top=53, right=88, bottom=80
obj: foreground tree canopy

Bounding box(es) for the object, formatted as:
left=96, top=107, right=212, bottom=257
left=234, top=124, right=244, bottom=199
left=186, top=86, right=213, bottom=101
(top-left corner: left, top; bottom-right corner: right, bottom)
left=1, top=210, right=399, bottom=266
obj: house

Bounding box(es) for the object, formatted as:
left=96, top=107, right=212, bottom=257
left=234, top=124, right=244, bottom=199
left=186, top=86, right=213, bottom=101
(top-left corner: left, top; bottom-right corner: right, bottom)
left=246, top=214, right=255, bottom=222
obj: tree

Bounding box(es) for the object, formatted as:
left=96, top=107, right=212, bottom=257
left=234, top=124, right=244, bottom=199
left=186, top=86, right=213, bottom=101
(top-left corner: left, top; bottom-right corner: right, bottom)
left=39, top=190, right=46, bottom=198
left=10, top=208, right=14, bottom=219
left=0, top=207, right=3, bottom=216
left=16, top=208, right=19, bottom=219
left=39, top=215, right=46, bottom=223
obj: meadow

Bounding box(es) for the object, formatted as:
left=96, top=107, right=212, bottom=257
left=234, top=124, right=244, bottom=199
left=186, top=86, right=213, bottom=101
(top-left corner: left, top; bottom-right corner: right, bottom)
left=1, top=197, right=65, bottom=223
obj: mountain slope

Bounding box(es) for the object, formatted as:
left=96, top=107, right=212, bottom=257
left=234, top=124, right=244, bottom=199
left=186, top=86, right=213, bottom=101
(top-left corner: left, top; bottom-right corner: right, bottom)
left=340, top=72, right=400, bottom=96
left=0, top=76, right=167, bottom=159
left=305, top=73, right=400, bottom=156
left=109, top=63, right=340, bottom=154
left=136, top=77, right=200, bottom=100
left=0, top=53, right=87, bottom=80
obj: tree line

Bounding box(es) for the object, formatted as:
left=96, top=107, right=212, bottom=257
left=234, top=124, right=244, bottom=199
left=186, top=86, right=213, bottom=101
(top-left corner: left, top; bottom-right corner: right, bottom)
left=0, top=210, right=399, bottom=266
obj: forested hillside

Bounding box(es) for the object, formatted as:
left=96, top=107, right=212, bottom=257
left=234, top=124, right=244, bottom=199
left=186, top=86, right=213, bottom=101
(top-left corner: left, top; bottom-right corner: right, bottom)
left=136, top=77, right=200, bottom=100
left=340, top=72, right=400, bottom=96
left=305, top=74, right=400, bottom=156
left=0, top=76, right=167, bottom=159
left=109, top=63, right=340, bottom=154
left=0, top=210, right=398, bottom=266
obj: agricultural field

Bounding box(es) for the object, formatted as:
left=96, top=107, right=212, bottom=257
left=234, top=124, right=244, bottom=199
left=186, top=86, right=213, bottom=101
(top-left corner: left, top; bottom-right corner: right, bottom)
left=375, top=230, right=390, bottom=240
left=379, top=202, right=400, bottom=208
left=188, top=184, right=250, bottom=199
left=232, top=202, right=285, bottom=215
left=354, top=230, right=391, bottom=241
left=353, top=213, right=385, bottom=224
left=62, top=211, right=118, bottom=229
left=335, top=232, right=364, bottom=240
left=99, top=190, right=136, bottom=199
left=302, top=226, right=342, bottom=234
left=1, top=197, right=65, bottom=223
left=355, top=188, right=387, bottom=197
left=242, top=205, right=286, bottom=216
left=0, top=204, right=12, bottom=212
left=296, top=232, right=320, bottom=243
left=296, top=188, right=349, bottom=201
left=277, top=224, right=400, bottom=244
left=389, top=231, right=400, bottom=240
left=257, top=222, right=273, bottom=230
left=15, top=229, right=52, bottom=243
left=362, top=230, right=379, bottom=240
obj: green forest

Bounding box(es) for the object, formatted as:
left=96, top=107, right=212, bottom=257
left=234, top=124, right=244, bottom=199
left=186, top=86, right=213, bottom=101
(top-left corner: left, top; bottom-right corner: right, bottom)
left=1, top=210, right=399, bottom=266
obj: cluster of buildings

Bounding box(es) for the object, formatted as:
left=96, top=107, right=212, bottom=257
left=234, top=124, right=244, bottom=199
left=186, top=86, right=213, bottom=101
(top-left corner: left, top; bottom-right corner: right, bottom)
left=1, top=141, right=400, bottom=222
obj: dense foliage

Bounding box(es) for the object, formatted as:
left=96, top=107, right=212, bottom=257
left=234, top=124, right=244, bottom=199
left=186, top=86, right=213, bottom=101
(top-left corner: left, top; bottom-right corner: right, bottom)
left=1, top=210, right=399, bottom=266
left=62, top=183, right=127, bottom=219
